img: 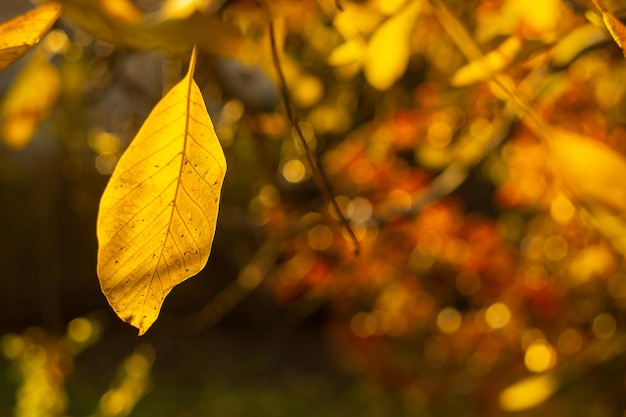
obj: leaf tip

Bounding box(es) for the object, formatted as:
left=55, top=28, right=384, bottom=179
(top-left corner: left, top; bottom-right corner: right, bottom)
left=119, top=312, right=150, bottom=336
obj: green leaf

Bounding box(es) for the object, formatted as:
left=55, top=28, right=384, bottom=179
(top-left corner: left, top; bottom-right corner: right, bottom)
left=96, top=47, right=227, bottom=335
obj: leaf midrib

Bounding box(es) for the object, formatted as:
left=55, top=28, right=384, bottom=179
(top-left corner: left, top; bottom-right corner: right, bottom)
left=146, top=51, right=198, bottom=303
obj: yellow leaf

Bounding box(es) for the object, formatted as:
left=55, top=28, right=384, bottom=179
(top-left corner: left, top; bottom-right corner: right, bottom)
left=0, top=3, right=61, bottom=72
left=550, top=23, right=607, bottom=68
left=546, top=130, right=626, bottom=214
left=96, top=47, right=226, bottom=335
left=567, top=244, right=614, bottom=285
left=59, top=0, right=246, bottom=58
left=0, top=53, right=61, bottom=149
left=451, top=36, right=522, bottom=87
left=591, top=0, right=626, bottom=56
left=375, top=0, right=409, bottom=16
left=363, top=1, right=420, bottom=90
left=580, top=204, right=626, bottom=257
left=498, top=373, right=558, bottom=412
left=157, top=0, right=214, bottom=20
left=327, top=39, right=366, bottom=68
left=57, top=0, right=142, bottom=46
left=333, top=4, right=383, bottom=40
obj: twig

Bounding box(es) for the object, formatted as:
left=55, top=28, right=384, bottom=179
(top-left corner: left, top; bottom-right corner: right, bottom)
left=267, top=19, right=360, bottom=255
left=184, top=235, right=283, bottom=333
left=428, top=0, right=549, bottom=137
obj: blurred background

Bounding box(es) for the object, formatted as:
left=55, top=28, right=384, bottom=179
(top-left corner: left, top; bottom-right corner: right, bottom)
left=2, top=0, right=626, bottom=416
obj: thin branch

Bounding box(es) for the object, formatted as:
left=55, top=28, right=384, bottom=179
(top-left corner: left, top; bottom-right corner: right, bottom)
left=428, top=0, right=551, bottom=138
left=184, top=235, right=283, bottom=333
left=267, top=19, right=360, bottom=255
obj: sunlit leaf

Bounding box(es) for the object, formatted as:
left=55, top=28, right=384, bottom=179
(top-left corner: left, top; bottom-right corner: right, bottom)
left=547, top=130, right=626, bottom=214
left=567, top=244, right=614, bottom=285
left=551, top=23, right=607, bottom=68
left=95, top=344, right=154, bottom=416
left=584, top=206, right=626, bottom=257
left=498, top=373, right=558, bottom=412
left=0, top=53, right=61, bottom=149
left=451, top=36, right=522, bottom=86
left=375, top=0, right=409, bottom=16
left=333, top=4, right=383, bottom=40
left=58, top=0, right=247, bottom=57
left=57, top=0, right=143, bottom=46
left=591, top=0, right=626, bottom=56
left=363, top=1, right=420, bottom=90
left=475, top=0, right=561, bottom=43
left=99, top=0, right=143, bottom=25
left=0, top=3, right=61, bottom=72
left=157, top=0, right=215, bottom=20
left=96, top=47, right=226, bottom=335
left=327, top=39, right=366, bottom=68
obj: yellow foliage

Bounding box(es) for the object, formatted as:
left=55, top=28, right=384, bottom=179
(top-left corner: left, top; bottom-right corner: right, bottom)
left=99, top=0, right=143, bottom=25
left=551, top=24, right=607, bottom=68
left=451, top=36, right=522, bottom=86
left=95, top=344, right=155, bottom=417
left=476, top=0, right=562, bottom=42
left=363, top=1, right=421, bottom=90
left=333, top=4, right=383, bottom=40
left=58, top=0, right=247, bottom=58
left=0, top=3, right=61, bottom=72
left=96, top=47, right=226, bottom=335
left=327, top=39, right=366, bottom=68
left=498, top=373, right=558, bottom=412
left=375, top=0, right=409, bottom=16
left=567, top=245, right=615, bottom=285
left=0, top=54, right=61, bottom=149
left=507, top=0, right=562, bottom=38
left=591, top=0, right=626, bottom=56
left=157, top=0, right=214, bottom=20
left=546, top=130, right=626, bottom=214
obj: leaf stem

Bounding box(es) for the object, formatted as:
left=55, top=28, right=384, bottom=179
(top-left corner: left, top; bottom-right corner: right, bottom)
left=188, top=45, right=198, bottom=77
left=267, top=19, right=360, bottom=255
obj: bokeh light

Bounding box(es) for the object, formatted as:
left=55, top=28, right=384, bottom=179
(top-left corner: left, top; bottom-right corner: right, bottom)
left=436, top=307, right=462, bottom=334
left=524, top=341, right=556, bottom=373
left=485, top=302, right=511, bottom=329
left=282, top=159, right=307, bottom=183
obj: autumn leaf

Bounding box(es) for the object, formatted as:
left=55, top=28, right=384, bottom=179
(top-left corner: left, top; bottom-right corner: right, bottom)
left=0, top=53, right=61, bottom=149
left=156, top=0, right=215, bottom=20
left=498, top=373, right=558, bottom=412
left=550, top=23, right=608, bottom=68
left=546, top=130, right=626, bottom=214
left=451, top=36, right=522, bottom=86
left=591, top=0, right=626, bottom=56
left=96, top=47, right=227, bottom=335
left=0, top=3, right=61, bottom=72
left=57, top=0, right=248, bottom=58
left=363, top=1, right=420, bottom=90
left=327, top=38, right=366, bottom=69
